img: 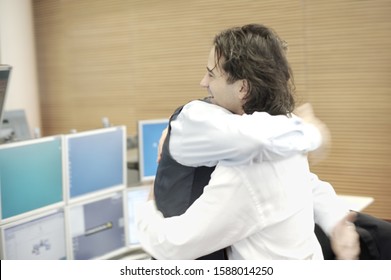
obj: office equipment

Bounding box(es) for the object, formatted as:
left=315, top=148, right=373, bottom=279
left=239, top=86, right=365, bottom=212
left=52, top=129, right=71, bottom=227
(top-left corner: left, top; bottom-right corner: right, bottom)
left=67, top=191, right=127, bottom=260
left=0, top=65, right=12, bottom=140
left=0, top=109, right=32, bottom=143
left=65, top=126, right=126, bottom=202
left=138, top=119, right=168, bottom=182
left=127, top=185, right=150, bottom=246
left=0, top=136, right=64, bottom=223
left=0, top=208, right=67, bottom=260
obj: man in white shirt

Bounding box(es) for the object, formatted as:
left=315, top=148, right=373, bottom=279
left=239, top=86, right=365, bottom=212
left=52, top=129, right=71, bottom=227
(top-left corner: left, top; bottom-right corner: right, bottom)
left=136, top=24, right=359, bottom=260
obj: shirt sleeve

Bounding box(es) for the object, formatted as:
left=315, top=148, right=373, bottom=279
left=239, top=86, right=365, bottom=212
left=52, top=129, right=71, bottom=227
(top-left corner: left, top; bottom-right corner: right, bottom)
left=170, top=100, right=322, bottom=167
left=135, top=166, right=259, bottom=260
left=311, top=173, right=350, bottom=236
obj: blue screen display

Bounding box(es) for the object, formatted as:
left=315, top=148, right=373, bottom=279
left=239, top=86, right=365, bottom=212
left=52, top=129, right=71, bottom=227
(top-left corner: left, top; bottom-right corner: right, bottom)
left=0, top=137, right=63, bottom=220
left=139, top=120, right=168, bottom=181
left=67, top=127, right=124, bottom=199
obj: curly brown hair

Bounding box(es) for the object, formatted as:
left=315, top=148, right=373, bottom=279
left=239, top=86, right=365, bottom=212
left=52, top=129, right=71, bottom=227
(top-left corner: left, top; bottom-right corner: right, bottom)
left=213, top=24, right=295, bottom=116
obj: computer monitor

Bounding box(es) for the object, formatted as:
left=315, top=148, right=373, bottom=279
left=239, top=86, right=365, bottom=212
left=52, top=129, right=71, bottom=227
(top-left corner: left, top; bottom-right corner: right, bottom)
left=0, top=208, right=67, bottom=260
left=0, top=65, right=12, bottom=135
left=0, top=136, right=64, bottom=223
left=127, top=185, right=150, bottom=246
left=65, top=126, right=126, bottom=202
left=138, top=119, right=169, bottom=182
left=0, top=109, right=31, bottom=143
left=67, top=191, right=126, bottom=260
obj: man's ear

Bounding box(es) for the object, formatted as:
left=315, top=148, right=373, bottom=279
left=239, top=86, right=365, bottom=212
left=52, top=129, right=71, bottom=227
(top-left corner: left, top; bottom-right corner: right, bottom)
left=238, top=79, right=249, bottom=99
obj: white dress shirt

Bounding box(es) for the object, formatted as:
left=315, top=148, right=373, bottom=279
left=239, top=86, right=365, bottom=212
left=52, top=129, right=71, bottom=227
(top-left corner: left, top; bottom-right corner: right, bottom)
left=168, top=100, right=349, bottom=234
left=136, top=100, right=349, bottom=259
left=170, top=100, right=323, bottom=167
left=137, top=155, right=326, bottom=259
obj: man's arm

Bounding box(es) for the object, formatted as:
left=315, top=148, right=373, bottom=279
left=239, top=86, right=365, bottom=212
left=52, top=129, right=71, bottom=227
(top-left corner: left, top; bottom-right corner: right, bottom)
left=136, top=167, right=258, bottom=259
left=170, top=100, right=324, bottom=167
left=311, top=173, right=360, bottom=259
left=311, top=173, right=350, bottom=235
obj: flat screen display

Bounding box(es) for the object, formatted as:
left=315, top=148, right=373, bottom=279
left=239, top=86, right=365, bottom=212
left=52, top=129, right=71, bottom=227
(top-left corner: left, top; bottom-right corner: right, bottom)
left=66, top=126, right=126, bottom=200
left=0, top=136, right=63, bottom=221
left=69, top=192, right=126, bottom=259
left=1, top=209, right=67, bottom=260
left=127, top=186, right=149, bottom=245
left=138, top=119, right=168, bottom=182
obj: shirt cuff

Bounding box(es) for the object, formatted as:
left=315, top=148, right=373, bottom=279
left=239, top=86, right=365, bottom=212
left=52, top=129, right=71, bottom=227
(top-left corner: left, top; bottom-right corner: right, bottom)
left=302, top=124, right=323, bottom=152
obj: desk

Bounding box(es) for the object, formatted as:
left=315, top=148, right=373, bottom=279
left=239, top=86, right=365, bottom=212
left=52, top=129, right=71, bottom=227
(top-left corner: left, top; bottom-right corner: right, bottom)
left=337, top=195, right=374, bottom=212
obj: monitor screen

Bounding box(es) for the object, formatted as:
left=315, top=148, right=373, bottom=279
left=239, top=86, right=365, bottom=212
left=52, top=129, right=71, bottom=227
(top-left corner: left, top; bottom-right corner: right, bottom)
left=68, top=191, right=126, bottom=260
left=0, top=65, right=12, bottom=134
left=138, top=119, right=168, bottom=182
left=0, top=136, right=63, bottom=222
left=1, top=209, right=67, bottom=260
left=1, top=109, right=31, bottom=142
left=66, top=126, right=126, bottom=201
left=127, top=186, right=150, bottom=246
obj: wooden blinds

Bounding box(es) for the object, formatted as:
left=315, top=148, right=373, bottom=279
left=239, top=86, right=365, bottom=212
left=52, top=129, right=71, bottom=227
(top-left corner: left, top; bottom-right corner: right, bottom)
left=33, top=0, right=391, bottom=220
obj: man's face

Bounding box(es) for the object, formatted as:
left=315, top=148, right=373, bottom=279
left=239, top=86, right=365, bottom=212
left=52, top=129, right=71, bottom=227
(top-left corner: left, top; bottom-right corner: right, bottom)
left=200, top=47, right=245, bottom=115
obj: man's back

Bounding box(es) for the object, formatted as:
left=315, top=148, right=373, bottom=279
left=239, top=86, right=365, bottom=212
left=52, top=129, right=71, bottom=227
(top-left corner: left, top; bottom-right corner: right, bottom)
left=137, top=153, right=323, bottom=259
left=212, top=154, right=323, bottom=259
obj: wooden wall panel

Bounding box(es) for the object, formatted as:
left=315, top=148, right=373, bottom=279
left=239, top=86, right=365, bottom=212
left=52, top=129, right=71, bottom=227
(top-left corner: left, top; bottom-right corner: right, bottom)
left=33, top=0, right=306, bottom=134
left=302, top=0, right=391, bottom=220
left=33, top=0, right=391, bottom=219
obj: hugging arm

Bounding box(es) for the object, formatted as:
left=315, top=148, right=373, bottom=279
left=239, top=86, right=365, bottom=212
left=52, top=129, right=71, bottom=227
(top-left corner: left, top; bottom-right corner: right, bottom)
left=169, top=100, right=323, bottom=167
left=136, top=168, right=258, bottom=259
left=311, top=173, right=360, bottom=259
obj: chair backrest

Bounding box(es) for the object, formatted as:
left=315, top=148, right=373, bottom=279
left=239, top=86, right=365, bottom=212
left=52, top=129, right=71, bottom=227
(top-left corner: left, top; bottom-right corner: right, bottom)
left=354, top=211, right=391, bottom=260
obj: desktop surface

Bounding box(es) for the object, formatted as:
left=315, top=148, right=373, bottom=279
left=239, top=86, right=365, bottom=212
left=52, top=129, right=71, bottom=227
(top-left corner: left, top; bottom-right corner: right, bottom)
left=337, top=194, right=374, bottom=212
